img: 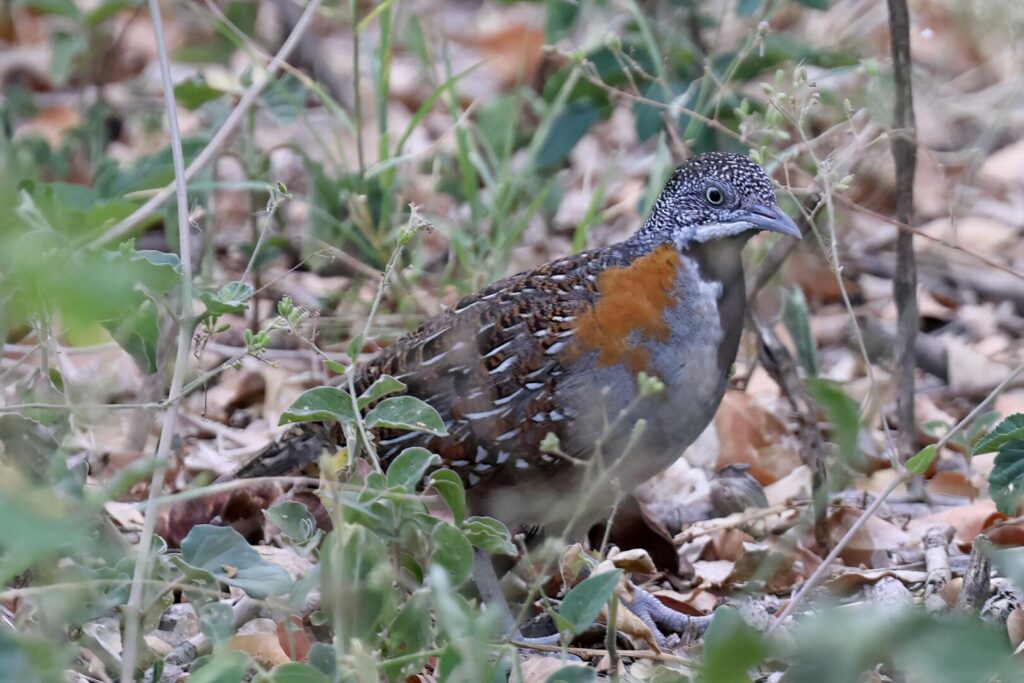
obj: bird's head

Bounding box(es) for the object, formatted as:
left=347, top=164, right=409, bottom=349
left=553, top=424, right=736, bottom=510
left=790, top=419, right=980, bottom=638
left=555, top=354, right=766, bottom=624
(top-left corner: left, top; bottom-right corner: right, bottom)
left=640, top=152, right=801, bottom=248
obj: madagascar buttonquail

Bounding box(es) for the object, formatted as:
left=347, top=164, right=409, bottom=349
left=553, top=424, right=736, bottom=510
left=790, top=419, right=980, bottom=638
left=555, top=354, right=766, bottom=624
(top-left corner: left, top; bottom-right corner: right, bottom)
left=239, top=152, right=799, bottom=639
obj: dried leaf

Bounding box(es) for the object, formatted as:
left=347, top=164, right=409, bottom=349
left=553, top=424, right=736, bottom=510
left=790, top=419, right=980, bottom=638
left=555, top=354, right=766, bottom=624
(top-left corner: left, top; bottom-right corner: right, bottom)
left=227, top=632, right=291, bottom=668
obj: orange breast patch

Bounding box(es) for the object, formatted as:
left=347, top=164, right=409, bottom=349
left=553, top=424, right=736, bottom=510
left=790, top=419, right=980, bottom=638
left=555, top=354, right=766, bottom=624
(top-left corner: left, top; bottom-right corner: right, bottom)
left=568, top=245, right=681, bottom=373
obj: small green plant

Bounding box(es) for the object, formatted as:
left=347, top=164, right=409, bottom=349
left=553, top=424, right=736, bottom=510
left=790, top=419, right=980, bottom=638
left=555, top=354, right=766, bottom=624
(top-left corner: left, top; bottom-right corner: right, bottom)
left=974, top=413, right=1024, bottom=515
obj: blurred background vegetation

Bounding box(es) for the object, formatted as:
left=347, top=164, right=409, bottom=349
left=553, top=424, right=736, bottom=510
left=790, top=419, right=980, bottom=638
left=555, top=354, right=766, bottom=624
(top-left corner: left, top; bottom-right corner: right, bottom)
left=2, top=0, right=1024, bottom=680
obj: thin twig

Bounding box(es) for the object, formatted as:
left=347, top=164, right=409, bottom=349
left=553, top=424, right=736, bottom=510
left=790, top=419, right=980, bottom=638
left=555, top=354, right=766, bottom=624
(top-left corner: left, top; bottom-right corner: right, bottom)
left=508, top=640, right=693, bottom=666
left=84, top=0, right=325, bottom=249
left=120, top=0, right=196, bottom=677
left=0, top=402, right=158, bottom=413
left=836, top=197, right=1024, bottom=283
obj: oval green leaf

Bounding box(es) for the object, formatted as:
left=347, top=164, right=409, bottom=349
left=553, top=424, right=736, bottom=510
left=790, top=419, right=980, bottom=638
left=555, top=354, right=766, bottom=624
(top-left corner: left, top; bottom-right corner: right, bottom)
left=386, top=447, right=440, bottom=491
left=906, top=444, right=938, bottom=475
left=364, top=396, right=448, bottom=436
left=357, top=374, right=406, bottom=409
left=429, top=522, right=474, bottom=587
left=180, top=524, right=294, bottom=599
left=989, top=440, right=1024, bottom=515
left=279, top=386, right=358, bottom=426
left=269, top=662, right=330, bottom=683
left=558, top=569, right=622, bottom=635
left=428, top=469, right=466, bottom=524
left=974, top=413, right=1024, bottom=455
left=545, top=666, right=598, bottom=683
left=461, top=516, right=515, bottom=556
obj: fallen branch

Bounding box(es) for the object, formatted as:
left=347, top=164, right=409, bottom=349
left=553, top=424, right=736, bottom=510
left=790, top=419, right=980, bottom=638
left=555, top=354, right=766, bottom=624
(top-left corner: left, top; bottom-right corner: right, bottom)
left=956, top=534, right=991, bottom=612
left=923, top=524, right=953, bottom=612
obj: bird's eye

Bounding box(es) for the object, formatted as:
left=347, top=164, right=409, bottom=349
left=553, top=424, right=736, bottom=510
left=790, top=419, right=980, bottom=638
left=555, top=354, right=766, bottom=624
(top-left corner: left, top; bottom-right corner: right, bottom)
left=705, top=186, right=724, bottom=205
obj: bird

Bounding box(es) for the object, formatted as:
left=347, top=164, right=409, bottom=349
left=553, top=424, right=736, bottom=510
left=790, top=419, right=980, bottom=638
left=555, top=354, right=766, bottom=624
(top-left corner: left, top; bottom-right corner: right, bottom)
left=238, top=151, right=800, bottom=641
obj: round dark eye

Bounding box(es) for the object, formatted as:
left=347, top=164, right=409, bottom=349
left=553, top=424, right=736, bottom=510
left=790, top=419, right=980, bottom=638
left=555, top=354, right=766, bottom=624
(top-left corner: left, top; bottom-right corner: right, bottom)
left=705, top=187, right=724, bottom=205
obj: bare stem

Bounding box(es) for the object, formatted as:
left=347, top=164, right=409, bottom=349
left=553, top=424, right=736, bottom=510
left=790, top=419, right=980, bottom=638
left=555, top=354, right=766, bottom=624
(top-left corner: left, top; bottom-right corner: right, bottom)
left=120, top=0, right=196, bottom=677
left=887, top=0, right=919, bottom=465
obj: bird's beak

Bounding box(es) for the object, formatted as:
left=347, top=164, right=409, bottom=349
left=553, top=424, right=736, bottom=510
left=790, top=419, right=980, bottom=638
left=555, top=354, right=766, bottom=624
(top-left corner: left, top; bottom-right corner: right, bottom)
left=744, top=204, right=802, bottom=239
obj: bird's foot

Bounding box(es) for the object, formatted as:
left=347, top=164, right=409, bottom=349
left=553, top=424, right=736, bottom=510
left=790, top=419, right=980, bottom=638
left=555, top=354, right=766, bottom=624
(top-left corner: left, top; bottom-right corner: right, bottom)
left=625, top=585, right=712, bottom=648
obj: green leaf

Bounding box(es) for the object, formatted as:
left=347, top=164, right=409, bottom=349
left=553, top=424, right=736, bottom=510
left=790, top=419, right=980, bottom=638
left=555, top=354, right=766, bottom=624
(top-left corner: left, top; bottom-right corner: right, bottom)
left=383, top=592, right=433, bottom=679
left=269, top=663, right=331, bottom=683
left=737, top=0, right=764, bottom=15
left=558, top=569, right=622, bottom=635
left=50, top=31, right=87, bottom=86
left=364, top=396, right=449, bottom=436
left=634, top=81, right=676, bottom=143
left=84, top=0, right=137, bottom=26
left=168, top=556, right=222, bottom=607
left=324, top=359, right=347, bottom=374
left=698, top=607, right=767, bottom=683
left=0, top=631, right=75, bottom=682
left=130, top=249, right=183, bottom=291
left=0, top=472, right=90, bottom=583
left=261, top=75, right=306, bottom=123
left=265, top=501, right=321, bottom=552
left=989, top=546, right=1024, bottom=590
left=200, top=281, right=253, bottom=316
left=544, top=0, right=580, bottom=42
left=906, top=444, right=938, bottom=475
left=188, top=651, right=252, bottom=683
left=103, top=300, right=159, bottom=374
left=24, top=0, right=81, bottom=18
left=347, top=333, right=364, bottom=362
left=429, top=522, right=474, bottom=587
left=795, top=0, right=829, bottom=9
left=973, top=413, right=1024, bottom=455
left=386, top=447, right=440, bottom=491
left=265, top=501, right=315, bottom=542
left=787, top=607, right=1015, bottom=683
left=279, top=387, right=358, bottom=426
left=461, top=516, right=515, bottom=556
left=537, top=101, right=601, bottom=169
left=198, top=602, right=234, bottom=646
left=306, top=642, right=336, bottom=678
left=782, top=286, right=818, bottom=377
left=429, top=469, right=466, bottom=524
left=179, top=524, right=294, bottom=599
left=546, top=666, right=598, bottom=683
left=357, top=374, right=407, bottom=409
left=807, top=378, right=862, bottom=471
left=174, top=77, right=227, bottom=111
left=989, top=440, right=1024, bottom=515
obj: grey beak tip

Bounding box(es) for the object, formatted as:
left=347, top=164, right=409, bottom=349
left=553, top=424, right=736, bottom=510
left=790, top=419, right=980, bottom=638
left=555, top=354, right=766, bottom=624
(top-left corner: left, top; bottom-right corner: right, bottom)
left=778, top=213, right=802, bottom=239
left=748, top=205, right=802, bottom=239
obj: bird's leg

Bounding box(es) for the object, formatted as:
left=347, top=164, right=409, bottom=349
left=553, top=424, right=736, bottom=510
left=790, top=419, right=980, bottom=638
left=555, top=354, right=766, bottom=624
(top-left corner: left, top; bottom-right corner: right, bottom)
left=472, top=548, right=518, bottom=636
left=625, top=585, right=713, bottom=647
left=472, top=549, right=563, bottom=646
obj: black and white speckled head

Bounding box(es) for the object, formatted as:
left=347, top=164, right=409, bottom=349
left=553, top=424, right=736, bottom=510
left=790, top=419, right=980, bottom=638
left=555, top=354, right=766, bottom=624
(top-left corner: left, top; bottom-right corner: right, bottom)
left=634, top=152, right=800, bottom=249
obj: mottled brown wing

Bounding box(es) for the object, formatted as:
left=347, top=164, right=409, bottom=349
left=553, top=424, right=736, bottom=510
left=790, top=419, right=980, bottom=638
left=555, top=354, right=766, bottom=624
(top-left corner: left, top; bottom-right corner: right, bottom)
left=353, top=247, right=617, bottom=488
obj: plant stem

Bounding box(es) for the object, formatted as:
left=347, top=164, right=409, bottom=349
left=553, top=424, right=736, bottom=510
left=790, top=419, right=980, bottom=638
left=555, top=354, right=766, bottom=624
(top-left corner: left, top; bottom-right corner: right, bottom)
left=886, top=0, right=919, bottom=468
left=120, top=0, right=195, bottom=677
